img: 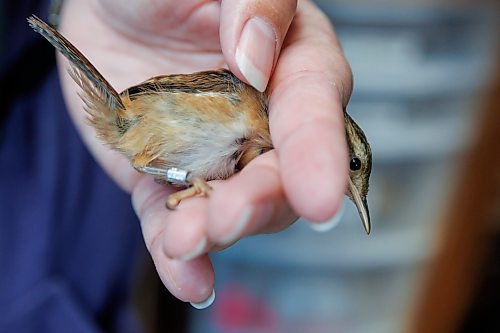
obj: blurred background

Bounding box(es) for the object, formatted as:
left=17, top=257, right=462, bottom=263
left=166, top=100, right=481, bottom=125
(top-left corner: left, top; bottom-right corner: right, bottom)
left=187, top=1, right=500, bottom=333
left=1, top=1, right=499, bottom=333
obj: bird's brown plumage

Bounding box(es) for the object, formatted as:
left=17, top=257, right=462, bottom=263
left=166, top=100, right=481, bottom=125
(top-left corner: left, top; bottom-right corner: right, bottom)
left=28, top=15, right=372, bottom=232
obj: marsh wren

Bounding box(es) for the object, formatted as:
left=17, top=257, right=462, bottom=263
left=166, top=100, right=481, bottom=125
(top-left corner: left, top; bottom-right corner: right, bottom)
left=28, top=15, right=372, bottom=234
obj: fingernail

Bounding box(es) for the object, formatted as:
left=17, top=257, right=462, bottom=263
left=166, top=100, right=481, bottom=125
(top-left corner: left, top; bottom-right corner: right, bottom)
left=178, top=238, right=207, bottom=262
left=308, top=201, right=345, bottom=232
left=219, top=205, right=254, bottom=245
left=236, top=17, right=276, bottom=92
left=190, top=289, right=216, bottom=310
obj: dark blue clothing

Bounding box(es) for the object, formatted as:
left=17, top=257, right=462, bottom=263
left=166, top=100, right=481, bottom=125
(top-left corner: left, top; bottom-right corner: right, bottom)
left=0, top=3, right=145, bottom=332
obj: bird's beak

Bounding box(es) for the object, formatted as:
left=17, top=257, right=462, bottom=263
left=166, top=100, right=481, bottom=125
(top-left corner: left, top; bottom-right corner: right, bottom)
left=348, top=177, right=371, bottom=235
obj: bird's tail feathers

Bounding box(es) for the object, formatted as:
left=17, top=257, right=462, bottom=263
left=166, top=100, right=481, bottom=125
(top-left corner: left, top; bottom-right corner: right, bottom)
left=28, top=15, right=129, bottom=147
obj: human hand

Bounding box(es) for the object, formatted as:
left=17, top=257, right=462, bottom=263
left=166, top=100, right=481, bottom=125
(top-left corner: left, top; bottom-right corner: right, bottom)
left=57, top=0, right=352, bottom=307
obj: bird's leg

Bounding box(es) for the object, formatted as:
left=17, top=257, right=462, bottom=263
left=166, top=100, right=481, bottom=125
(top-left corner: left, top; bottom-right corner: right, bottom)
left=133, top=163, right=212, bottom=209
left=165, top=177, right=212, bottom=209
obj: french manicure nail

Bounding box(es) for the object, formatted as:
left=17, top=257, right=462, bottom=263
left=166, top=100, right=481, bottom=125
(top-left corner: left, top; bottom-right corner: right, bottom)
left=219, top=205, right=254, bottom=245
left=236, top=17, right=276, bottom=92
left=178, top=237, right=207, bottom=262
left=308, top=201, right=345, bottom=232
left=190, top=289, right=216, bottom=310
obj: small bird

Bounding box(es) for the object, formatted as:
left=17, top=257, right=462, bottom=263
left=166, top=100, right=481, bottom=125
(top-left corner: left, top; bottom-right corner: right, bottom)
left=28, top=15, right=372, bottom=234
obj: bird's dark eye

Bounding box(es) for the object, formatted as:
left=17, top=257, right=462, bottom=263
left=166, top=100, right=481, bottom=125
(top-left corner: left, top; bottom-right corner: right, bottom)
left=350, top=157, right=362, bottom=171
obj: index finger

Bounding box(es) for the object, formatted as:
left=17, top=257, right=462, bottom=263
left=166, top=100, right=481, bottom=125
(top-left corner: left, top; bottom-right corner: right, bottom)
left=268, top=1, right=352, bottom=222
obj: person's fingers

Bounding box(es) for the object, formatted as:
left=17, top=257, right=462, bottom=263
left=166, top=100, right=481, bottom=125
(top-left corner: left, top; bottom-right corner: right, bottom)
left=150, top=248, right=215, bottom=304
left=207, top=151, right=298, bottom=246
left=131, top=175, right=209, bottom=263
left=154, top=152, right=297, bottom=260
left=131, top=176, right=215, bottom=304
left=220, top=0, right=297, bottom=92
left=131, top=177, right=174, bottom=250
left=156, top=189, right=212, bottom=261
left=267, top=1, right=353, bottom=223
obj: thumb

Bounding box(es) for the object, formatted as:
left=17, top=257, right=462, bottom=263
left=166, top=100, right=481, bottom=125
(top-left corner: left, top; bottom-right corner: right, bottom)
left=220, top=0, right=297, bottom=92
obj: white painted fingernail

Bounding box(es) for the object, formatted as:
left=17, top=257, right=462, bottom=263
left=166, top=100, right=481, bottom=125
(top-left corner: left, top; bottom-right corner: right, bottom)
left=236, top=17, right=276, bottom=92
left=308, top=201, right=345, bottom=232
left=178, top=238, right=207, bottom=262
left=220, top=205, right=253, bottom=245
left=190, top=289, right=216, bottom=310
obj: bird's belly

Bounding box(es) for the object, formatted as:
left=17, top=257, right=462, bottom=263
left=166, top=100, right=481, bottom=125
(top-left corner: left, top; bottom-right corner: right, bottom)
left=155, top=114, right=250, bottom=180
left=168, top=135, right=240, bottom=180
left=121, top=92, right=261, bottom=180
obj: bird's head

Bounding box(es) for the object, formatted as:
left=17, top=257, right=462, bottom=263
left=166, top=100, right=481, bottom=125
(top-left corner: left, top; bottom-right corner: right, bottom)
left=344, top=110, right=372, bottom=234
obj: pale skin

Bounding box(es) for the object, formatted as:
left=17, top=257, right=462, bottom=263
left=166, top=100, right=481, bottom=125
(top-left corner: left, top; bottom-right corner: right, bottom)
left=57, top=0, right=353, bottom=304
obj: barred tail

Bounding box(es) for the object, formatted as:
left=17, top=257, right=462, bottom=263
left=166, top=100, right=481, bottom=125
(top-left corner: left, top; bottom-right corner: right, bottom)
left=28, top=15, right=128, bottom=146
